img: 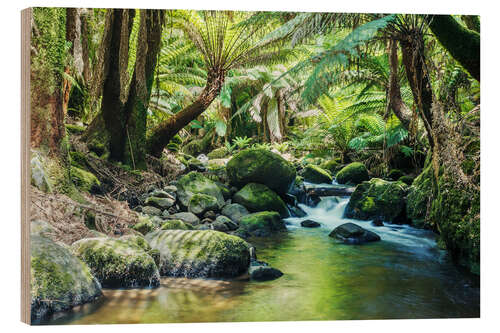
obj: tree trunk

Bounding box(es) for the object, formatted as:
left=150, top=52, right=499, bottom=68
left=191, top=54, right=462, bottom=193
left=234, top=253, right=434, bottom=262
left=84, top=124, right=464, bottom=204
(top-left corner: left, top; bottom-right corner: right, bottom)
left=399, top=32, right=434, bottom=149
left=427, top=15, right=480, bottom=81
left=147, top=69, right=225, bottom=157
left=461, top=15, right=480, bottom=33
left=387, top=39, right=412, bottom=129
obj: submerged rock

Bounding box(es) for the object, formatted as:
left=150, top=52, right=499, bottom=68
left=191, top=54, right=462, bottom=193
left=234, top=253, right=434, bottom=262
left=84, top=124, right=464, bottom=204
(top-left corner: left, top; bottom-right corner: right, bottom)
left=176, top=171, right=225, bottom=208
left=31, top=235, right=102, bottom=321
left=71, top=237, right=160, bottom=288
left=233, top=183, right=289, bottom=218
left=289, top=205, right=307, bottom=218
left=145, top=230, right=251, bottom=278
left=344, top=178, right=408, bottom=223
left=221, top=203, right=250, bottom=222
left=335, top=162, right=369, bottom=185
left=301, top=219, right=321, bottom=228
left=329, top=223, right=380, bottom=244
left=301, top=164, right=333, bottom=184
left=237, top=211, right=286, bottom=238
left=249, top=265, right=283, bottom=281
left=226, top=148, right=296, bottom=194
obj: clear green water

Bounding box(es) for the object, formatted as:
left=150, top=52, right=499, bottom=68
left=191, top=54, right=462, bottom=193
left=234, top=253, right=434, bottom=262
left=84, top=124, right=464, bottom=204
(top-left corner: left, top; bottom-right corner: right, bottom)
left=42, top=197, right=479, bottom=324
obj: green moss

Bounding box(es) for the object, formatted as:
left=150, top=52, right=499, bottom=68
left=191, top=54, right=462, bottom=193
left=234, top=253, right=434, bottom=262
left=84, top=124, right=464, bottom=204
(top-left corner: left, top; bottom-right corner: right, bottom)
left=145, top=230, right=250, bottom=278
left=238, top=211, right=286, bottom=237
left=387, top=169, right=405, bottom=180
left=71, top=238, right=160, bottom=288
left=84, top=211, right=96, bottom=230
left=69, top=151, right=89, bottom=169
left=301, top=164, right=333, bottom=184
left=120, top=234, right=152, bottom=252
left=88, top=139, right=106, bottom=157
left=131, top=218, right=156, bottom=235
left=233, top=183, right=289, bottom=218
left=320, top=159, right=342, bottom=174
left=227, top=148, right=296, bottom=194
left=345, top=178, right=408, bottom=222
left=70, top=166, right=100, bottom=193
left=335, top=162, right=369, bottom=185
left=177, top=171, right=225, bottom=208
left=406, top=164, right=434, bottom=228
left=161, top=219, right=193, bottom=230
left=207, top=147, right=229, bottom=159
left=65, top=124, right=86, bottom=135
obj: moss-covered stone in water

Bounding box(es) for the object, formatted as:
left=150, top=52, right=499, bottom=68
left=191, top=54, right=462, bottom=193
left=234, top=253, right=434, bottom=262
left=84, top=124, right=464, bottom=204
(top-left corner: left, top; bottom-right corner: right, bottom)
left=160, top=219, right=194, bottom=230
left=145, top=230, right=250, bottom=278
left=238, top=211, right=286, bottom=237
left=320, top=159, right=342, bottom=174
left=188, top=193, right=219, bottom=216
left=176, top=171, right=225, bottom=208
left=345, top=178, right=408, bottom=222
left=226, top=148, right=296, bottom=194
left=71, top=237, right=160, bottom=288
left=30, top=235, right=102, bottom=321
left=406, top=164, right=434, bottom=228
left=335, top=162, right=369, bottom=185
left=70, top=166, right=100, bottom=193
left=233, top=183, right=289, bottom=218
left=301, top=164, right=333, bottom=184
left=207, top=147, right=229, bottom=159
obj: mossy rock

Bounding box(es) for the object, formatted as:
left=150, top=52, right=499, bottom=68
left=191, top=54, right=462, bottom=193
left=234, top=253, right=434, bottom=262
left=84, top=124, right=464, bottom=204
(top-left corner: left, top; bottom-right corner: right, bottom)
left=131, top=217, right=157, bottom=235
left=188, top=193, right=219, bottom=216
left=119, top=234, right=152, bottom=252
left=335, top=162, right=369, bottom=185
left=398, top=175, right=415, bottom=186
left=237, top=211, right=286, bottom=238
left=320, top=159, right=342, bottom=174
left=30, top=150, right=53, bottom=193
left=227, top=148, right=296, bottom=194
left=30, top=220, right=56, bottom=238
left=160, top=219, right=194, bottom=230
left=183, top=138, right=211, bottom=156
left=345, top=178, right=408, bottom=222
left=207, top=147, right=229, bottom=159
left=301, top=164, right=333, bottom=184
left=233, top=183, right=289, bottom=218
left=69, top=151, right=89, bottom=169
left=406, top=164, right=434, bottom=228
left=167, top=212, right=200, bottom=225
left=71, top=237, right=160, bottom=288
left=216, top=182, right=232, bottom=200
left=31, top=235, right=102, bottom=322
left=221, top=203, right=249, bottom=223
left=65, top=123, right=86, bottom=135
left=328, top=222, right=380, bottom=244
left=144, top=196, right=175, bottom=210
left=388, top=169, right=405, bottom=180
left=70, top=166, right=101, bottom=193
left=145, top=230, right=251, bottom=278
left=176, top=171, right=225, bottom=208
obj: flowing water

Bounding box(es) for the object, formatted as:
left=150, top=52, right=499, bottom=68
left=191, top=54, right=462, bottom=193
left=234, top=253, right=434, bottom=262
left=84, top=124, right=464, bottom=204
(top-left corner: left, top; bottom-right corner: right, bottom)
left=42, top=187, right=480, bottom=324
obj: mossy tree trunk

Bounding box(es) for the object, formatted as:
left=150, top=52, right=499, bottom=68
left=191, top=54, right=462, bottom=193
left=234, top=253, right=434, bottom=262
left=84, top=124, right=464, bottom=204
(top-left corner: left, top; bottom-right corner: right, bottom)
left=147, top=69, right=226, bottom=157
left=387, top=39, right=412, bottom=129
left=427, top=15, right=480, bottom=81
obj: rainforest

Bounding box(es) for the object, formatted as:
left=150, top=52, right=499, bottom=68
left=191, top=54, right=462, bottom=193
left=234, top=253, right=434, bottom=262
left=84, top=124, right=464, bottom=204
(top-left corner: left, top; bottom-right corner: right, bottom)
left=28, top=8, right=480, bottom=324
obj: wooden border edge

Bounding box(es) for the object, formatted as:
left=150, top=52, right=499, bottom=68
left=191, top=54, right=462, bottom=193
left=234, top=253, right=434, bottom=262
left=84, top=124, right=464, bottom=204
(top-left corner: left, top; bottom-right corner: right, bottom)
left=21, top=7, right=31, bottom=325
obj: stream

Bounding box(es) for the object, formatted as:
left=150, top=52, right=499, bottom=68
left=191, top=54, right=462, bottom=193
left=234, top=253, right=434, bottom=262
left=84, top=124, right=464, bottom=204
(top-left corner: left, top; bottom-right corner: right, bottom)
left=42, top=185, right=480, bottom=324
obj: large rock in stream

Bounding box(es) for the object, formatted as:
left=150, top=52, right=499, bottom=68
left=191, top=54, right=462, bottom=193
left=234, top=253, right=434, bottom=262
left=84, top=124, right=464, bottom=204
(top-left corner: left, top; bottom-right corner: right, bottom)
left=345, top=178, right=408, bottom=223
left=329, top=223, right=380, bottom=244
left=233, top=183, right=289, bottom=218
left=335, top=162, right=369, bottom=185
left=236, top=211, right=287, bottom=238
left=176, top=171, right=225, bottom=208
left=227, top=148, right=296, bottom=194
left=301, top=164, right=333, bottom=184
left=145, top=230, right=251, bottom=278
left=30, top=235, right=102, bottom=321
left=71, top=237, right=160, bottom=288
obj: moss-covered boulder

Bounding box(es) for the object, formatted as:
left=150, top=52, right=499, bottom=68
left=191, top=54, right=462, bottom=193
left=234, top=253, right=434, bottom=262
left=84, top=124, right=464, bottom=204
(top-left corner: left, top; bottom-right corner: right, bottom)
left=142, top=206, right=162, bottom=216
left=144, top=196, right=175, bottom=210
left=387, top=169, right=405, bottom=181
left=30, top=150, right=52, bottom=193
left=335, top=162, right=369, bottom=185
left=320, top=159, right=343, bottom=175
left=70, top=166, right=101, bottom=193
left=131, top=216, right=157, bottom=235
left=237, top=211, right=286, bottom=237
left=207, top=147, right=229, bottom=159
left=233, top=183, right=289, bottom=218
left=221, top=203, right=249, bottom=223
left=227, top=148, right=296, bottom=194
left=177, top=171, right=225, bottom=208
left=406, top=164, right=434, bottom=228
left=188, top=193, right=219, bottom=216
left=161, top=219, right=193, bottom=230
left=301, top=164, right=333, bottom=184
left=31, top=235, right=102, bottom=321
left=31, top=220, right=56, bottom=238
left=71, top=237, right=160, bottom=288
left=167, top=212, right=200, bottom=225
left=145, top=230, right=251, bottom=278
left=345, top=178, right=408, bottom=222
